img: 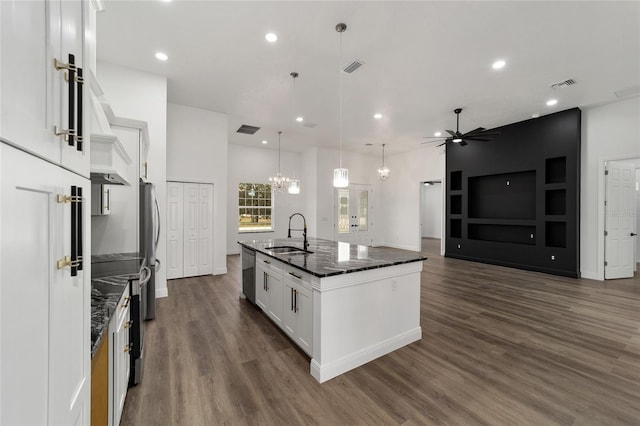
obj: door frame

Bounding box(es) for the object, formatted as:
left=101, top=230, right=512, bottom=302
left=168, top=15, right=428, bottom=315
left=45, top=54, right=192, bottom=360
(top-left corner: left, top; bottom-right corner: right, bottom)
left=597, top=155, right=640, bottom=280
left=419, top=179, right=445, bottom=255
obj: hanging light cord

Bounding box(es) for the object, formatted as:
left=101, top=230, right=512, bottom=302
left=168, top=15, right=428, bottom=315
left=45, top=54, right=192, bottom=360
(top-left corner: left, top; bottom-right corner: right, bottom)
left=278, top=131, right=282, bottom=172
left=338, top=28, right=343, bottom=168
left=382, top=143, right=386, bottom=167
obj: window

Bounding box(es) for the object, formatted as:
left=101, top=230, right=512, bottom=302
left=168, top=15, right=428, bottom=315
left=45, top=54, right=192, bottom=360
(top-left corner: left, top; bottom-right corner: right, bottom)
left=239, top=183, right=273, bottom=232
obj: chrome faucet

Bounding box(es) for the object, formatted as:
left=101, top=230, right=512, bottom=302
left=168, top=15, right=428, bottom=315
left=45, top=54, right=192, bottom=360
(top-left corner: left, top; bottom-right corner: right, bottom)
left=288, top=213, right=308, bottom=251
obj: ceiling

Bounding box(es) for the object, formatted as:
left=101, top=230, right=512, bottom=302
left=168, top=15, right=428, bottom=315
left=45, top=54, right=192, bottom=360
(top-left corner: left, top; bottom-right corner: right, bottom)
left=97, top=1, right=640, bottom=154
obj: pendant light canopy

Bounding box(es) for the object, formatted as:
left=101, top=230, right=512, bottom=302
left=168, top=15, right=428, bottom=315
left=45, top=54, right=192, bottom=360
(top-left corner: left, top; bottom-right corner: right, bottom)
left=288, top=72, right=301, bottom=194
left=377, top=143, right=390, bottom=180
left=333, top=22, right=349, bottom=188
left=268, top=131, right=290, bottom=193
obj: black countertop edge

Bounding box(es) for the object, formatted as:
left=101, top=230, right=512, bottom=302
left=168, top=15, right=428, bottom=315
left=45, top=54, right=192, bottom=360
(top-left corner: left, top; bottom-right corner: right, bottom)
left=238, top=237, right=427, bottom=278
left=91, top=274, right=136, bottom=358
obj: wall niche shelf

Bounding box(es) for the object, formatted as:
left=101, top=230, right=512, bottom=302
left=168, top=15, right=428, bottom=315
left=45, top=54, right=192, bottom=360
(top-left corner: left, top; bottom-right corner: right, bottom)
left=468, top=223, right=536, bottom=245
left=545, top=157, right=566, bottom=184
left=545, top=189, right=566, bottom=215
left=468, top=170, right=536, bottom=220
left=450, top=219, right=462, bottom=239
left=450, top=171, right=462, bottom=191
left=450, top=195, right=462, bottom=215
left=545, top=222, right=567, bottom=248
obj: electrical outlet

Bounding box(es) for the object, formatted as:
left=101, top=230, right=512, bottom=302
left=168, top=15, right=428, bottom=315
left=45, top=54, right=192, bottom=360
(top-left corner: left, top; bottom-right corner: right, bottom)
left=551, top=255, right=555, bottom=261
left=391, top=280, right=397, bottom=291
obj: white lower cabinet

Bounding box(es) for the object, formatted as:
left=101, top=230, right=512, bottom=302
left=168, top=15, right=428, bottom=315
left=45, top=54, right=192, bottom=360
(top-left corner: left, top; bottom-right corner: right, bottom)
left=255, top=254, right=284, bottom=327
left=109, top=286, right=131, bottom=426
left=255, top=253, right=312, bottom=355
left=283, top=269, right=313, bottom=356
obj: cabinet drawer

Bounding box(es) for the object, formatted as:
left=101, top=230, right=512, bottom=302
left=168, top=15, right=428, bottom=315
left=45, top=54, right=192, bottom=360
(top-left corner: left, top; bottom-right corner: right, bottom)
left=256, top=253, right=283, bottom=276
left=284, top=266, right=314, bottom=291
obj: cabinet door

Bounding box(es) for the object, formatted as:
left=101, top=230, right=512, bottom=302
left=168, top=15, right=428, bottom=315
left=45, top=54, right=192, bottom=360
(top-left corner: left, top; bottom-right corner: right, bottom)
left=282, top=280, right=297, bottom=339
left=183, top=183, right=199, bottom=277
left=167, top=182, right=184, bottom=279
left=112, top=294, right=130, bottom=426
left=255, top=263, right=269, bottom=312
left=1, top=144, right=90, bottom=426
left=295, top=286, right=313, bottom=355
left=57, top=0, right=89, bottom=175
left=266, top=269, right=284, bottom=327
left=0, top=0, right=58, bottom=161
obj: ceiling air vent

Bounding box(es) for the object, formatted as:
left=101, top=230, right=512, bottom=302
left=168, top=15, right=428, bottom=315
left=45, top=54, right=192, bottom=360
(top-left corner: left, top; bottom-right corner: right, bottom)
left=303, top=122, right=318, bottom=128
left=342, top=60, right=364, bottom=74
left=236, top=124, right=261, bottom=135
left=551, top=79, right=576, bottom=89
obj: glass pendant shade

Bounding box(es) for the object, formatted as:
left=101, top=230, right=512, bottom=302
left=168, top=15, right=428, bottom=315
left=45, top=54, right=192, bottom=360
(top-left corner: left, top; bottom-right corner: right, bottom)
left=268, top=131, right=290, bottom=193
left=333, top=168, right=349, bottom=188
left=288, top=179, right=300, bottom=194
left=377, top=166, right=390, bottom=180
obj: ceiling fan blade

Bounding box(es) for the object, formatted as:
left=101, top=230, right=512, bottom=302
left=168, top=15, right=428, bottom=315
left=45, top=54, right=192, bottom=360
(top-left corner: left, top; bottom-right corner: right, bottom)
left=445, top=130, right=457, bottom=137
left=422, top=136, right=445, bottom=138
left=436, top=141, right=448, bottom=147
left=459, top=140, right=468, bottom=147
left=421, top=139, right=445, bottom=145
left=463, top=127, right=487, bottom=136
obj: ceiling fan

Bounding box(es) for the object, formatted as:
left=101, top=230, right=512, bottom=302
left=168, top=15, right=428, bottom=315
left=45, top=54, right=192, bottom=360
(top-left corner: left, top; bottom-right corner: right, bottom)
left=422, top=108, right=500, bottom=147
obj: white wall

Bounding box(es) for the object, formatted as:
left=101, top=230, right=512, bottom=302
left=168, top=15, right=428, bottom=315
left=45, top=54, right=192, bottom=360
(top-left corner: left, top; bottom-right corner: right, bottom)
left=97, top=62, right=168, bottom=297
left=91, top=126, right=139, bottom=254
left=379, top=145, right=446, bottom=251
left=580, top=96, right=640, bottom=280
left=636, top=168, right=640, bottom=263
left=421, top=182, right=442, bottom=239
left=227, top=144, right=304, bottom=254
left=166, top=103, right=228, bottom=275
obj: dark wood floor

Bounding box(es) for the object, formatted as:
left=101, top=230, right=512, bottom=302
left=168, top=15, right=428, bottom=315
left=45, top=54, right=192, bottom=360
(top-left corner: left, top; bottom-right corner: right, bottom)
left=121, top=239, right=640, bottom=425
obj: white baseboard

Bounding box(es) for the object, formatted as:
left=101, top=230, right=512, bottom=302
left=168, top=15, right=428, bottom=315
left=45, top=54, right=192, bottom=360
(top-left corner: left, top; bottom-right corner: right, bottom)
left=155, top=287, right=168, bottom=298
left=380, top=242, right=420, bottom=252
left=310, top=327, right=422, bottom=383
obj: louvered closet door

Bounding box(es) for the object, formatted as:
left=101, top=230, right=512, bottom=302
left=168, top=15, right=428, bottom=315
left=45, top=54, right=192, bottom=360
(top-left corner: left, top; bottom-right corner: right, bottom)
left=183, top=183, right=200, bottom=277
left=166, top=182, right=184, bottom=279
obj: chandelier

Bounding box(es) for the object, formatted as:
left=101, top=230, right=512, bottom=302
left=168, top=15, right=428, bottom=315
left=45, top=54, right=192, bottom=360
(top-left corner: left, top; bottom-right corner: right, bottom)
left=269, top=131, right=290, bottom=193
left=377, top=143, right=390, bottom=180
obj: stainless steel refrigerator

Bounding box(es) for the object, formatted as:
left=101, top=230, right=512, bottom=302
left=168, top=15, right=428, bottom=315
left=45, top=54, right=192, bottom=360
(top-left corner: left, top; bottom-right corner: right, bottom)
left=140, top=181, right=160, bottom=320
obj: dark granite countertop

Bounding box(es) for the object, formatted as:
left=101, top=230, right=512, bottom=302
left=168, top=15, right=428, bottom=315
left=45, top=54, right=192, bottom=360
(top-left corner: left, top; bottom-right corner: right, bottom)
left=238, top=237, right=426, bottom=278
left=90, top=252, right=142, bottom=358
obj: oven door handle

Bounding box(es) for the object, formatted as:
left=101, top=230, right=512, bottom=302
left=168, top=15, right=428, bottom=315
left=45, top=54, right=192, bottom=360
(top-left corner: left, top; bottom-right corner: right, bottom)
left=139, top=265, right=152, bottom=287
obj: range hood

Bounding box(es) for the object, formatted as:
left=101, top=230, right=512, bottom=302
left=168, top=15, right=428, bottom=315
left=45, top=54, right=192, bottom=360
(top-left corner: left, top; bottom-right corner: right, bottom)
left=89, top=71, right=131, bottom=186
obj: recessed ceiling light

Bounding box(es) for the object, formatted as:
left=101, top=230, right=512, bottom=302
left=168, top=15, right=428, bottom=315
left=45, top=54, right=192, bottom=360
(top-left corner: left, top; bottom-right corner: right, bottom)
left=296, top=116, right=303, bottom=122
left=434, top=132, right=442, bottom=137
left=155, top=52, right=168, bottom=61
left=531, top=113, right=540, bottom=118
left=546, top=99, right=558, bottom=106
left=365, top=143, right=373, bottom=146
left=265, top=33, right=278, bottom=42
left=374, top=113, right=382, bottom=120
left=492, top=59, right=506, bottom=70
left=261, top=140, right=268, bottom=144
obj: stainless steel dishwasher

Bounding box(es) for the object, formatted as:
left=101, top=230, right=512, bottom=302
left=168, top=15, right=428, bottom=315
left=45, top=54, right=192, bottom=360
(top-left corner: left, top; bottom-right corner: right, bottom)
left=241, top=247, right=256, bottom=304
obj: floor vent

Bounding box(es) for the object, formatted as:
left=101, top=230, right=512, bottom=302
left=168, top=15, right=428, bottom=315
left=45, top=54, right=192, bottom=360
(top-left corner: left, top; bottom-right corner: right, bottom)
left=237, top=124, right=261, bottom=135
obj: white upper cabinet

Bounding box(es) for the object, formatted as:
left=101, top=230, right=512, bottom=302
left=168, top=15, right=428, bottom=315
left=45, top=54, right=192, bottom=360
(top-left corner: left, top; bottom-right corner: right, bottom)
left=0, top=0, right=89, bottom=176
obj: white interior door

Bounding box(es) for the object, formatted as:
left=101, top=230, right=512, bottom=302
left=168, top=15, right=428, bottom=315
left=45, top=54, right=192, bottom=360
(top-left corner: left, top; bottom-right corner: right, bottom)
left=198, top=184, right=213, bottom=275
left=183, top=183, right=199, bottom=277
left=605, top=161, right=636, bottom=279
left=335, top=184, right=373, bottom=246
left=166, top=182, right=183, bottom=280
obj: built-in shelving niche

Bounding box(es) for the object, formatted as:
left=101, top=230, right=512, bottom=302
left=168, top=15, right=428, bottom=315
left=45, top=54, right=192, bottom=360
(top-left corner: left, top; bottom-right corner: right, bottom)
left=445, top=108, right=580, bottom=278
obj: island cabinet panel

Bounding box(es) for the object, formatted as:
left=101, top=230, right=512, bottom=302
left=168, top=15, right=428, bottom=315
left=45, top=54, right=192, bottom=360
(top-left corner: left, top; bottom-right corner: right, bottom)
left=283, top=267, right=314, bottom=356
left=255, top=253, right=284, bottom=327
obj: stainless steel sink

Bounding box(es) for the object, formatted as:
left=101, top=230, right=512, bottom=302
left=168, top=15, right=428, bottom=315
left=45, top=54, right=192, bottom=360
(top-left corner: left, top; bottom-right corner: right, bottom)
left=265, top=246, right=314, bottom=255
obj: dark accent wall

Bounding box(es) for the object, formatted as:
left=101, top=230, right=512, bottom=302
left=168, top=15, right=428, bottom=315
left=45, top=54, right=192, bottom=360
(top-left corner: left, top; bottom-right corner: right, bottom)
left=445, top=108, right=580, bottom=277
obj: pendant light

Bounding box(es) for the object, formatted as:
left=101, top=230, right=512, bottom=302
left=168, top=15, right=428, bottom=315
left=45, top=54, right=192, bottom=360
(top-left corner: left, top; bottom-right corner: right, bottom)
left=288, top=72, right=301, bottom=194
left=377, top=143, right=390, bottom=180
left=268, top=131, right=290, bottom=193
left=333, top=22, right=349, bottom=188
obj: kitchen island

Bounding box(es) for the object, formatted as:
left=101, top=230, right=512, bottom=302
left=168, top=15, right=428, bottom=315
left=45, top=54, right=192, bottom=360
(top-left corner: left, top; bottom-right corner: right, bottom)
left=238, top=237, right=426, bottom=383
